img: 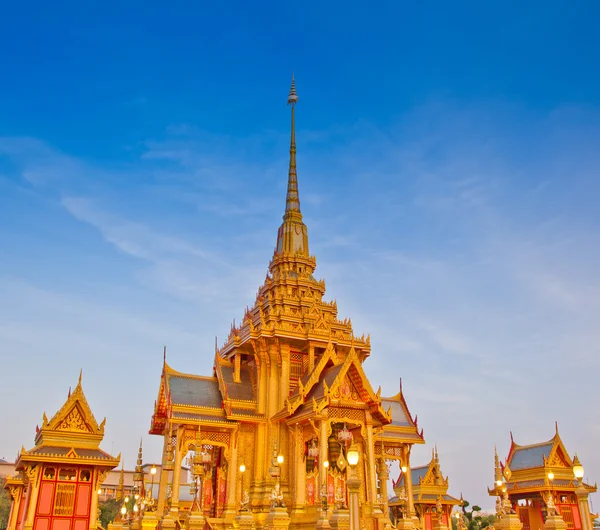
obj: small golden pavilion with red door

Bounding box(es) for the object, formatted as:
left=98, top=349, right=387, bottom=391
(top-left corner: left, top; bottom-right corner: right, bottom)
left=389, top=448, right=460, bottom=530
left=489, top=426, right=597, bottom=530
left=4, top=373, right=119, bottom=530
left=148, top=79, right=430, bottom=530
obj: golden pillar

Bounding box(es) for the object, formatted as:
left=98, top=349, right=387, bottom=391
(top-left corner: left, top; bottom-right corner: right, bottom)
left=169, top=427, right=184, bottom=516
left=23, top=466, right=41, bottom=530
left=366, top=423, right=382, bottom=515
left=403, top=446, right=416, bottom=520
left=223, top=431, right=239, bottom=519
left=292, top=425, right=306, bottom=514
left=6, top=485, right=23, bottom=530
left=89, top=470, right=101, bottom=529
left=576, top=484, right=593, bottom=530
left=319, top=419, right=328, bottom=478
left=377, top=457, right=390, bottom=521
left=157, top=427, right=173, bottom=517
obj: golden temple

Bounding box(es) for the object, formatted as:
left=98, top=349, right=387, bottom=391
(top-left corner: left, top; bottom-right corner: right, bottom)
left=146, top=77, right=429, bottom=530
left=489, top=426, right=597, bottom=530
left=389, top=448, right=460, bottom=530
left=3, top=373, right=120, bottom=530
left=4, top=78, right=597, bottom=530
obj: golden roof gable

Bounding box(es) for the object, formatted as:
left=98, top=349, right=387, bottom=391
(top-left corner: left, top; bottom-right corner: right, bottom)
left=36, top=371, right=104, bottom=447
left=16, top=373, right=119, bottom=470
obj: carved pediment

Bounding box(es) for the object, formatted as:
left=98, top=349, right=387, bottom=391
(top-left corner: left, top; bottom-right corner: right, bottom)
left=56, top=406, right=92, bottom=433
left=43, top=373, right=103, bottom=437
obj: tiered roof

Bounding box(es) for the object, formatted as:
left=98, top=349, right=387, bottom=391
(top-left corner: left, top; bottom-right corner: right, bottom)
left=16, top=373, right=119, bottom=470
left=490, top=426, right=597, bottom=496
left=391, top=449, right=459, bottom=505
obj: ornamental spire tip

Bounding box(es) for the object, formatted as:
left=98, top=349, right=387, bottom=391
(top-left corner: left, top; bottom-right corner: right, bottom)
left=287, top=73, right=298, bottom=105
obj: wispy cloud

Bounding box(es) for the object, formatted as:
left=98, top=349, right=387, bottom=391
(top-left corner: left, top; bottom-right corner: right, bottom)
left=1, top=100, right=599, bottom=506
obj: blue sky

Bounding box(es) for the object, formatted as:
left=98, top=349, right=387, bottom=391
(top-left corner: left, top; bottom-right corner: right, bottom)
left=1, top=1, right=599, bottom=508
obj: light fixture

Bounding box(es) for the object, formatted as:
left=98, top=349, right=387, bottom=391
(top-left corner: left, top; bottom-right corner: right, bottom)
left=401, top=465, right=407, bottom=473
left=121, top=506, right=127, bottom=515
left=134, top=493, right=139, bottom=500
left=324, top=460, right=329, bottom=469
left=347, top=444, right=360, bottom=467
left=573, top=455, right=584, bottom=481
left=151, top=466, right=157, bottom=475
left=239, top=464, right=246, bottom=473
left=125, top=496, right=129, bottom=503
left=277, top=454, right=284, bottom=465
left=547, top=471, right=554, bottom=481
left=133, top=504, right=138, bottom=513
left=97, top=488, right=102, bottom=495
left=496, top=480, right=503, bottom=487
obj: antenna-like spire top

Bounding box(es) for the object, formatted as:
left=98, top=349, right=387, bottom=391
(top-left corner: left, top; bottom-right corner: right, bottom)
left=285, top=73, right=301, bottom=216
left=287, top=73, right=298, bottom=105
left=272, top=75, right=311, bottom=263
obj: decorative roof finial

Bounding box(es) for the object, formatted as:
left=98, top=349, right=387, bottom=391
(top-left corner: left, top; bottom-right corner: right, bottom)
left=287, top=73, right=298, bottom=105
left=78, top=369, right=83, bottom=386
left=285, top=73, right=300, bottom=216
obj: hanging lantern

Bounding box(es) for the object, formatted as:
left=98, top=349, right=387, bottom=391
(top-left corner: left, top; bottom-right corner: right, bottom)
left=308, top=439, right=319, bottom=459
left=338, top=424, right=353, bottom=449
left=328, top=432, right=340, bottom=467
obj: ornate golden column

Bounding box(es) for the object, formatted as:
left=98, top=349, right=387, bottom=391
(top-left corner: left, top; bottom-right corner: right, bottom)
left=366, top=423, right=382, bottom=515
left=319, top=418, right=328, bottom=478
left=23, top=465, right=41, bottom=530
left=157, top=427, right=173, bottom=517
left=169, top=427, right=184, bottom=517
left=6, top=483, right=24, bottom=530
left=403, top=445, right=416, bottom=520
left=292, top=424, right=306, bottom=515
left=89, top=469, right=107, bottom=529
left=223, top=430, right=239, bottom=520
left=576, top=483, right=593, bottom=530
left=378, top=457, right=390, bottom=521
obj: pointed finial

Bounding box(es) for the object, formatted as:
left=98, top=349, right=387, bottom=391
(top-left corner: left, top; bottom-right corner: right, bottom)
left=555, top=421, right=559, bottom=435
left=285, top=74, right=301, bottom=216
left=78, top=369, right=83, bottom=386
left=68, top=386, right=71, bottom=398
left=287, top=73, right=298, bottom=106
left=163, top=346, right=167, bottom=364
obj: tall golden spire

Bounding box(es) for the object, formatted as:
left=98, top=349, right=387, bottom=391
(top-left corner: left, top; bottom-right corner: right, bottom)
left=117, top=461, right=125, bottom=501
left=285, top=74, right=300, bottom=218
left=273, top=75, right=310, bottom=261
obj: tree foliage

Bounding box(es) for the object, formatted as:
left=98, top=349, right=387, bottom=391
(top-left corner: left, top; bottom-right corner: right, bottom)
left=99, top=498, right=120, bottom=529
left=457, top=499, right=496, bottom=530
left=0, top=477, right=10, bottom=530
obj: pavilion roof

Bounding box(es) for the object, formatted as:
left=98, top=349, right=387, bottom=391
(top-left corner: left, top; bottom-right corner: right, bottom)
left=490, top=425, right=598, bottom=497
left=273, top=344, right=392, bottom=425
left=16, top=374, right=119, bottom=471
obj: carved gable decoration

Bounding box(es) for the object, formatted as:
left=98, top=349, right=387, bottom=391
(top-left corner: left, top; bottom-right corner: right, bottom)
left=419, top=462, right=436, bottom=485
left=56, top=406, right=91, bottom=433
left=44, top=376, right=102, bottom=437
left=547, top=441, right=572, bottom=468
left=332, top=374, right=362, bottom=403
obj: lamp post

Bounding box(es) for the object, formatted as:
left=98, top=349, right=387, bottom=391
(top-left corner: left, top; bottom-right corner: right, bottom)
left=347, top=444, right=360, bottom=530
left=573, top=456, right=592, bottom=530
left=239, top=464, right=248, bottom=511
left=149, top=466, right=157, bottom=499
left=322, top=460, right=330, bottom=514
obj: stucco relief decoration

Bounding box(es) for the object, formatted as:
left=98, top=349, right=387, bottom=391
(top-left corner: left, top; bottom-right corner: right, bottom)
left=57, top=407, right=89, bottom=432
left=334, top=376, right=359, bottom=401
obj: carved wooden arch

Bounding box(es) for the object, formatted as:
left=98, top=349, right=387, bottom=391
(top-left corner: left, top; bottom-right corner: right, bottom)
left=326, top=407, right=367, bottom=440
left=181, top=428, right=233, bottom=461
